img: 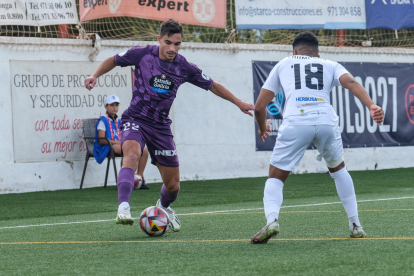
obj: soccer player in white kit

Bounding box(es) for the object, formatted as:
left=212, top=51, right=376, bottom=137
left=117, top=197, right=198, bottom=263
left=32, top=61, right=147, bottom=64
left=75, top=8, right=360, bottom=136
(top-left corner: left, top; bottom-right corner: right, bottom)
left=251, top=32, right=384, bottom=243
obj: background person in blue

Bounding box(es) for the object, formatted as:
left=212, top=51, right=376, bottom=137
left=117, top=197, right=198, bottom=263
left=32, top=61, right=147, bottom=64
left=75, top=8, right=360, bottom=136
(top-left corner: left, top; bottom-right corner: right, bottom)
left=93, top=95, right=150, bottom=189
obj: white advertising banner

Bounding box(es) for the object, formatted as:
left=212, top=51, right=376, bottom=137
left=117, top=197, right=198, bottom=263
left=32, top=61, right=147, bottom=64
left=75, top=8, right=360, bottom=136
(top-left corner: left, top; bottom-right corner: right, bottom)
left=11, top=60, right=132, bottom=163
left=0, top=0, right=78, bottom=26
left=235, top=0, right=366, bottom=29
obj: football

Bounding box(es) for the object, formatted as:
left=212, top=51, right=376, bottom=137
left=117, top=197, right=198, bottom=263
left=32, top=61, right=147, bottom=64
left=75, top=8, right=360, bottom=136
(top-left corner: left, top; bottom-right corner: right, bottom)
left=139, top=206, right=170, bottom=237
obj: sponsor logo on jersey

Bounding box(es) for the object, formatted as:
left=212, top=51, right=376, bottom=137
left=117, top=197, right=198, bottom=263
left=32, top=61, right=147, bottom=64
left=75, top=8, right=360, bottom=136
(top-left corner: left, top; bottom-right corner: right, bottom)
left=154, top=150, right=177, bottom=156
left=201, top=71, right=210, bottom=80
left=266, top=88, right=284, bottom=115
left=296, top=97, right=324, bottom=102
left=149, top=74, right=175, bottom=93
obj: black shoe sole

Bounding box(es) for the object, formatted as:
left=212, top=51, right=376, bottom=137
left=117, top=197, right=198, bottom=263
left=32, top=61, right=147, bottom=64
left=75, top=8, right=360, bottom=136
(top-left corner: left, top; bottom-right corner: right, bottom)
left=139, top=184, right=150, bottom=189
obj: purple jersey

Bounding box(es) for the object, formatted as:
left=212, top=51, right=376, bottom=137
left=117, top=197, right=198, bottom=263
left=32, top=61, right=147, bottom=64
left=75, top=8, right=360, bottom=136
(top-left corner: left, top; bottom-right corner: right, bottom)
left=115, top=45, right=214, bottom=129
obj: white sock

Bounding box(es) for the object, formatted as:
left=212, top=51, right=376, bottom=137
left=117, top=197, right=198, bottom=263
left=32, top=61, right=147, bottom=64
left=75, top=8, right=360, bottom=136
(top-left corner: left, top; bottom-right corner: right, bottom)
left=118, top=201, right=130, bottom=212
left=330, top=167, right=361, bottom=230
left=263, top=178, right=284, bottom=224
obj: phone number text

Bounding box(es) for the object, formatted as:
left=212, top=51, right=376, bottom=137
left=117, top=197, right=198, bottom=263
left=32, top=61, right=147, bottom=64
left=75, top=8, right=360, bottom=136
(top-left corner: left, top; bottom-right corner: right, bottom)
left=327, top=7, right=362, bottom=16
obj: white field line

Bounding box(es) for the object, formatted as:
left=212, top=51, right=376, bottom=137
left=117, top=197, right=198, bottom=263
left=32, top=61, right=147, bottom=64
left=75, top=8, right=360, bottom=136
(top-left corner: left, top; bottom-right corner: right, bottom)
left=0, top=196, right=413, bottom=230
left=179, top=196, right=414, bottom=215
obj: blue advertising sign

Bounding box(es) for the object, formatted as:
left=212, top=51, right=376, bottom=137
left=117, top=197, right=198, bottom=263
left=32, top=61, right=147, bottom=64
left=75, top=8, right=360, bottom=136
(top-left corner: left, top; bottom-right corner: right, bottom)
left=366, top=0, right=414, bottom=30
left=253, top=60, right=414, bottom=151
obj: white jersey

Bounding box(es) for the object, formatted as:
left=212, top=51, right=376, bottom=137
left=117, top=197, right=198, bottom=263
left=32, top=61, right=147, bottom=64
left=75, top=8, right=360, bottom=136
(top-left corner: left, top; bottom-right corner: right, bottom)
left=262, top=55, right=349, bottom=126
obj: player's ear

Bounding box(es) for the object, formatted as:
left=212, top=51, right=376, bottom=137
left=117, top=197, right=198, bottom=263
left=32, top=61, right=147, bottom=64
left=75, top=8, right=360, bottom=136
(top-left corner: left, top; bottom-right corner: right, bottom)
left=293, top=49, right=298, bottom=55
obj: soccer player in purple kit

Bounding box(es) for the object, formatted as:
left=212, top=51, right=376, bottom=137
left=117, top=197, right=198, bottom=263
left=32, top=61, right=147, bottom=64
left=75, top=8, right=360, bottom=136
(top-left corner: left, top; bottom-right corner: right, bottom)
left=84, top=19, right=254, bottom=231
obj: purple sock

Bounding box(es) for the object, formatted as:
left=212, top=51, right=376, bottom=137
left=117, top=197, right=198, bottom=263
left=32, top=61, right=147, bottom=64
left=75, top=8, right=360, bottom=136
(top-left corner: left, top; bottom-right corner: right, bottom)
left=117, top=168, right=135, bottom=205
left=160, top=184, right=178, bottom=208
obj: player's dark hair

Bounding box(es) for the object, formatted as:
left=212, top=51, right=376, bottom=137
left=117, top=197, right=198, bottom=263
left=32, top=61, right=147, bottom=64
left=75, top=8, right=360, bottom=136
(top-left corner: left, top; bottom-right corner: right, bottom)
left=292, top=31, right=319, bottom=51
left=160, top=19, right=183, bottom=38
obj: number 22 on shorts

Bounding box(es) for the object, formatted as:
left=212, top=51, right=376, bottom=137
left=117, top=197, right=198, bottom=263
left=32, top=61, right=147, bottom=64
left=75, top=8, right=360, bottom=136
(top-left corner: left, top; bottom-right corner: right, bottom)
left=123, top=122, right=139, bottom=131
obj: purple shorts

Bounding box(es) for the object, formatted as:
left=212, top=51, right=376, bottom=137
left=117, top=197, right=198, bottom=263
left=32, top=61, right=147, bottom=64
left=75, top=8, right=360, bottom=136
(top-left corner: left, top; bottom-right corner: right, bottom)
left=120, top=118, right=179, bottom=167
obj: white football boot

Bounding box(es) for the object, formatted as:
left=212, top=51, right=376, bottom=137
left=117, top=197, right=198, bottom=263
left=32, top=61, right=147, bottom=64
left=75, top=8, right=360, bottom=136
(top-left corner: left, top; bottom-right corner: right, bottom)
left=350, top=223, right=367, bottom=238
left=115, top=202, right=134, bottom=226
left=251, top=220, right=280, bottom=244
left=156, top=199, right=181, bottom=232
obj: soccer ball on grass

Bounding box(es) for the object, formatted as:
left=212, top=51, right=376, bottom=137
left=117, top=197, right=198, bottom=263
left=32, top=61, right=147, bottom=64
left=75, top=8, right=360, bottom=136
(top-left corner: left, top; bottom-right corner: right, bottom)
left=139, top=206, right=170, bottom=237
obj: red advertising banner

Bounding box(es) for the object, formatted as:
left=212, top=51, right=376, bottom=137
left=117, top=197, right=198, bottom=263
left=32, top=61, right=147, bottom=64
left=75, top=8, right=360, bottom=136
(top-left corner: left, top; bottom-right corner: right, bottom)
left=80, top=0, right=227, bottom=28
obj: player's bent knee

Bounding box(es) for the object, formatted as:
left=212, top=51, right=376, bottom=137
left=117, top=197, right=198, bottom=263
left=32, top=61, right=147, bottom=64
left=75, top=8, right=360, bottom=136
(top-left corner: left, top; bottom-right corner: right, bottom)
left=165, top=181, right=180, bottom=194
left=123, top=152, right=139, bottom=169
left=325, top=156, right=344, bottom=169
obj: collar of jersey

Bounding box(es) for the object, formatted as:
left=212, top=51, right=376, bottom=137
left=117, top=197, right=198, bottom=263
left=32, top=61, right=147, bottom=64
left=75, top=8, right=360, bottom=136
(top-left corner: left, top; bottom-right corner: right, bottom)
left=151, top=45, right=181, bottom=63
left=106, top=112, right=118, bottom=122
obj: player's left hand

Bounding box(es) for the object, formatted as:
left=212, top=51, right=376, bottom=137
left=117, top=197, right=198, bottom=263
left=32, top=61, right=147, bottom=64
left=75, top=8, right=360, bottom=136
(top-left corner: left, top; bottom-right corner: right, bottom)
left=238, top=101, right=255, bottom=117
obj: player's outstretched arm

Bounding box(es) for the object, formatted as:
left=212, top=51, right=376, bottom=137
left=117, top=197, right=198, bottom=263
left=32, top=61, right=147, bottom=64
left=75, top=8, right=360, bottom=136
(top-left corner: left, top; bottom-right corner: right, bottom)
left=254, top=88, right=274, bottom=142
left=209, top=81, right=254, bottom=116
left=339, top=73, right=384, bottom=125
left=84, top=56, right=117, bottom=91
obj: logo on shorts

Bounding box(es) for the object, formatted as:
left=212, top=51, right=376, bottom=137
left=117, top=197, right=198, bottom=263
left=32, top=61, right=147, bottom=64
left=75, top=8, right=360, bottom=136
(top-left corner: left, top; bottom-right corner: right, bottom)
left=310, top=111, right=327, bottom=115
left=405, top=84, right=414, bottom=124
left=193, top=0, right=215, bottom=23
left=155, top=150, right=177, bottom=156
left=266, top=88, right=284, bottom=116
left=150, top=74, right=175, bottom=93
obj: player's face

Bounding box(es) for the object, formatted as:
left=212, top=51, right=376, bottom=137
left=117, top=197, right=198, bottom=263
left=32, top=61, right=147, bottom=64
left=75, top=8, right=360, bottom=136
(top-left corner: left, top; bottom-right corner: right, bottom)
left=105, top=103, right=119, bottom=116
left=158, top=33, right=182, bottom=62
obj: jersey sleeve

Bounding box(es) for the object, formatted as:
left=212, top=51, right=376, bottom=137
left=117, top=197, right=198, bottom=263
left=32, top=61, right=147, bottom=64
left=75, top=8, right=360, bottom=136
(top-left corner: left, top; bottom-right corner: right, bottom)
left=332, top=63, right=350, bottom=86
left=114, top=46, right=147, bottom=67
left=262, top=64, right=281, bottom=94
left=185, top=62, right=214, bottom=90
left=97, top=120, right=106, bottom=131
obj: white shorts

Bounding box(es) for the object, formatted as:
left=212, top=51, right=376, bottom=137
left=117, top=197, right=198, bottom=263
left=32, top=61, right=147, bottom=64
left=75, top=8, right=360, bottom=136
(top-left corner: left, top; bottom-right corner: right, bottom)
left=270, top=124, right=343, bottom=171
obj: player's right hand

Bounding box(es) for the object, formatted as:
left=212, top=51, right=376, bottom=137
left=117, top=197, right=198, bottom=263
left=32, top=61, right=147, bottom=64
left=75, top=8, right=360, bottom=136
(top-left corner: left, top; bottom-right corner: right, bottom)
left=84, top=76, right=97, bottom=91
left=369, top=105, right=384, bottom=126
left=238, top=101, right=255, bottom=117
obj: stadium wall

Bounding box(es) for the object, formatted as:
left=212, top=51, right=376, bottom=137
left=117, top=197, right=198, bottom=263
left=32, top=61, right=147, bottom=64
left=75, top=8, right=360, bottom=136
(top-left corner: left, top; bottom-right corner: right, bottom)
left=0, top=37, right=413, bottom=194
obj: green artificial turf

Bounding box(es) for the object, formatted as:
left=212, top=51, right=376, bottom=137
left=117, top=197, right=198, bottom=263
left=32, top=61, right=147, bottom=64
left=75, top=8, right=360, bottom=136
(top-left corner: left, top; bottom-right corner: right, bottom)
left=0, top=168, right=413, bottom=275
